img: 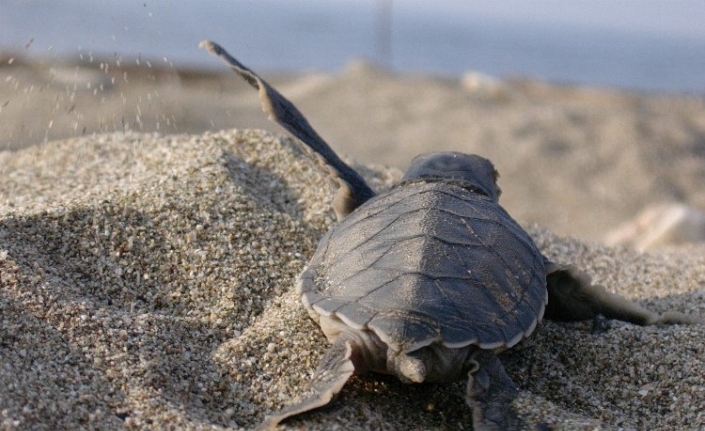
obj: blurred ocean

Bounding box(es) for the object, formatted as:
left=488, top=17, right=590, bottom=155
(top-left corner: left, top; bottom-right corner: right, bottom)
left=1, top=0, right=704, bottom=94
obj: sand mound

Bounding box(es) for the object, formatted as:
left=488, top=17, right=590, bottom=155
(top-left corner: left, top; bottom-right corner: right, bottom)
left=4, top=58, right=705, bottom=243
left=1, top=130, right=703, bottom=430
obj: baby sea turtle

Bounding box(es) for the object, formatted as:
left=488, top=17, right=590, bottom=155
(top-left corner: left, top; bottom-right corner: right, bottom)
left=200, top=40, right=702, bottom=430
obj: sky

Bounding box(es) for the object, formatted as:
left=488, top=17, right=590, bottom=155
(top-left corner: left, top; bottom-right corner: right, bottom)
left=1, top=0, right=704, bottom=92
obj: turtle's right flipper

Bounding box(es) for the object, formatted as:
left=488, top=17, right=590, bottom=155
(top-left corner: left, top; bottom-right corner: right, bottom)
left=544, top=262, right=703, bottom=326
left=200, top=40, right=375, bottom=219
left=255, top=339, right=356, bottom=431
left=465, top=350, right=525, bottom=431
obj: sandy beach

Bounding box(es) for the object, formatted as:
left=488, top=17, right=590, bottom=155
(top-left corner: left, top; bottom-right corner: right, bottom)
left=3, top=53, right=705, bottom=241
left=1, top=56, right=705, bottom=430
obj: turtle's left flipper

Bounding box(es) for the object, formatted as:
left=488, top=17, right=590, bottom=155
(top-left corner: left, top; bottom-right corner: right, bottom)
left=255, top=339, right=356, bottom=431
left=544, top=262, right=702, bottom=326
left=200, top=40, right=375, bottom=219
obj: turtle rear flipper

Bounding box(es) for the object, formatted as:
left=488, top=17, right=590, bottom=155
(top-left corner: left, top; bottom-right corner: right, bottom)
left=200, top=40, right=375, bottom=219
left=544, top=262, right=703, bottom=326
left=465, top=350, right=525, bottom=431
left=256, top=338, right=356, bottom=431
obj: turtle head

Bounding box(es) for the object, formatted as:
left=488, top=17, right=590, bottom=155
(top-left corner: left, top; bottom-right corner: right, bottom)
left=402, top=152, right=501, bottom=201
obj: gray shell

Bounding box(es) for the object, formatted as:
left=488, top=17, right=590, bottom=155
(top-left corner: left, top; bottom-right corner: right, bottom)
left=299, top=180, right=548, bottom=353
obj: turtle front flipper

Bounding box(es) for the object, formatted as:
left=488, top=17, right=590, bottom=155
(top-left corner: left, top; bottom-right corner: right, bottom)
left=200, top=40, right=375, bottom=219
left=465, top=350, right=525, bottom=431
left=544, top=262, right=703, bottom=326
left=256, top=338, right=356, bottom=431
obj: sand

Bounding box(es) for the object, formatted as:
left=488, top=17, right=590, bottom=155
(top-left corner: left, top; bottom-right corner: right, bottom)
left=1, top=55, right=705, bottom=430
left=4, top=54, right=705, bottom=243
left=1, top=128, right=704, bottom=431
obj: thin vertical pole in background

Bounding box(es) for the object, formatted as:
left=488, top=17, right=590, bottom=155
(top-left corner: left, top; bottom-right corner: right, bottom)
left=376, top=0, right=393, bottom=67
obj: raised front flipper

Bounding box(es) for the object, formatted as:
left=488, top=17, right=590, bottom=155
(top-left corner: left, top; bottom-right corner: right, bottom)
left=544, top=262, right=702, bottom=326
left=200, top=40, right=375, bottom=219
left=255, top=338, right=356, bottom=431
